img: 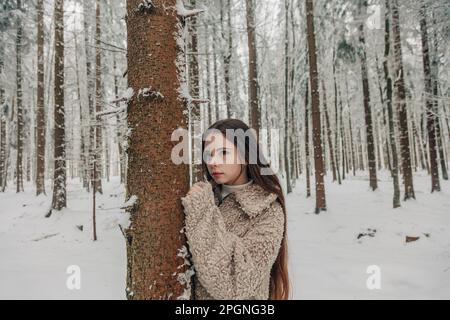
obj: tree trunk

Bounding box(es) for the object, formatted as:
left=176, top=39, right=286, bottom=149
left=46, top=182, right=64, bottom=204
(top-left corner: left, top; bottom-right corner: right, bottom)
left=212, top=23, right=220, bottom=122
left=94, top=0, right=103, bottom=194
left=358, top=0, right=377, bottom=191
left=36, top=0, right=46, bottom=195
left=74, top=29, right=88, bottom=189
left=431, top=20, right=448, bottom=181
left=306, top=0, right=326, bottom=213
left=392, top=0, right=415, bottom=199
left=322, top=80, right=337, bottom=182
left=188, top=0, right=203, bottom=183
left=51, top=0, right=66, bottom=211
left=125, top=0, right=192, bottom=300
left=203, top=26, right=212, bottom=128
left=419, top=3, right=440, bottom=192
left=83, top=1, right=94, bottom=193
left=221, top=0, right=233, bottom=118
left=284, top=0, right=292, bottom=194
left=304, top=82, right=311, bottom=198
left=383, top=0, right=400, bottom=208
left=16, top=0, right=24, bottom=193
left=246, top=0, right=260, bottom=135
left=0, top=32, right=6, bottom=190
left=332, top=48, right=341, bottom=185
left=338, top=87, right=348, bottom=180
left=113, top=55, right=126, bottom=184
left=344, top=75, right=356, bottom=176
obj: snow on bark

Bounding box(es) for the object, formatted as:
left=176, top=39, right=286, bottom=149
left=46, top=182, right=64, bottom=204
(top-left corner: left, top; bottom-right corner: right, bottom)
left=176, top=0, right=206, bottom=18
left=137, top=87, right=164, bottom=100
left=175, top=244, right=195, bottom=300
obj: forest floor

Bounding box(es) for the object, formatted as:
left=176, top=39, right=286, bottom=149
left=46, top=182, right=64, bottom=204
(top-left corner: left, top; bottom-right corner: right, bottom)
left=287, top=170, right=450, bottom=299
left=0, top=170, right=449, bottom=299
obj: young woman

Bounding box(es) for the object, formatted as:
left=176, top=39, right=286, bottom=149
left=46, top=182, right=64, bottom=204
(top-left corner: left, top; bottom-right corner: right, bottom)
left=181, top=119, right=290, bottom=300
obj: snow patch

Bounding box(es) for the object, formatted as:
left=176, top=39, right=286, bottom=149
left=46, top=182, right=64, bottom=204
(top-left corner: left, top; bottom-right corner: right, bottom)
left=138, top=87, right=164, bottom=100
left=176, top=0, right=206, bottom=18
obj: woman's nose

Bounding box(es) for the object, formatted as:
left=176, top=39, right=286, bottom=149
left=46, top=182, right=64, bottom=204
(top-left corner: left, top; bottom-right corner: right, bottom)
left=210, top=155, right=220, bottom=165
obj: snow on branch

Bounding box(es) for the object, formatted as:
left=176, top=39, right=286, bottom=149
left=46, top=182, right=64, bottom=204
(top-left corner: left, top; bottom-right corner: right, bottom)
left=136, top=0, right=156, bottom=14
left=138, top=87, right=165, bottom=101
left=176, top=0, right=206, bottom=18
left=110, top=87, right=135, bottom=105
left=96, top=105, right=127, bottom=118
left=121, top=195, right=139, bottom=211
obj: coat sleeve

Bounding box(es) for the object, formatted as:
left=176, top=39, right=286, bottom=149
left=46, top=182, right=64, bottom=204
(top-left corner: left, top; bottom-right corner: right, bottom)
left=181, top=182, right=284, bottom=300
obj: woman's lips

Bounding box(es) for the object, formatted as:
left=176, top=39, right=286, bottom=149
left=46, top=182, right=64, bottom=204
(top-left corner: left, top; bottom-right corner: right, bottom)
left=212, top=173, right=223, bottom=177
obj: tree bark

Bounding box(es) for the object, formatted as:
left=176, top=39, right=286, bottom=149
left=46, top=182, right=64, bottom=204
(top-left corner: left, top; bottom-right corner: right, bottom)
left=392, top=0, right=415, bottom=199
left=322, top=79, right=337, bottom=182
left=36, top=0, right=46, bottom=195
left=16, top=0, right=24, bottom=193
left=94, top=0, right=103, bottom=194
left=51, top=0, right=66, bottom=210
left=383, top=0, right=400, bottom=208
left=304, top=82, right=311, bottom=198
left=246, top=0, right=260, bottom=135
left=0, top=32, right=6, bottom=190
left=358, top=0, right=377, bottom=191
left=125, top=0, right=191, bottom=300
left=221, top=0, right=233, bottom=118
left=419, top=3, right=440, bottom=192
left=284, top=0, right=292, bottom=194
left=306, top=0, right=326, bottom=213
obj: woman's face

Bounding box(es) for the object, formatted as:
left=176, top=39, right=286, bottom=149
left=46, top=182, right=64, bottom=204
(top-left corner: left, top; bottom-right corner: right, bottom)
left=204, top=132, right=247, bottom=185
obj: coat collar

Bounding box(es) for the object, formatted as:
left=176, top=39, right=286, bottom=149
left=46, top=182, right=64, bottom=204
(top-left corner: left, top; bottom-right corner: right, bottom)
left=213, top=181, right=278, bottom=219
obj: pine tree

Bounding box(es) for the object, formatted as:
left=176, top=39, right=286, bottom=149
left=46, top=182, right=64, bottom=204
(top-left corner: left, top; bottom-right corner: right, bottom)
left=306, top=0, right=326, bottom=213
left=125, top=0, right=194, bottom=299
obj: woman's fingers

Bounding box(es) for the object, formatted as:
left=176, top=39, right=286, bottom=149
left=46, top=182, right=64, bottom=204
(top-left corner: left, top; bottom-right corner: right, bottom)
left=187, top=182, right=206, bottom=195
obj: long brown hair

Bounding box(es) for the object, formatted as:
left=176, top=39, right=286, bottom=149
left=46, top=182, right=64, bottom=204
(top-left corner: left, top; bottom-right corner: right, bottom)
left=201, top=119, right=290, bottom=300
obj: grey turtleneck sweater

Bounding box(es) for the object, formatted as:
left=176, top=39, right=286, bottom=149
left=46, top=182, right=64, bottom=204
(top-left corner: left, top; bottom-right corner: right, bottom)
left=220, top=179, right=254, bottom=200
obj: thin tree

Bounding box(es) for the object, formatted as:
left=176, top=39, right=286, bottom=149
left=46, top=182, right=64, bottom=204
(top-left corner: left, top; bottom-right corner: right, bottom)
left=15, top=0, right=24, bottom=193
left=391, top=0, right=415, bottom=199
left=358, top=0, right=377, bottom=190
left=284, top=0, right=292, bottom=194
left=221, top=0, right=233, bottom=118
left=51, top=0, right=66, bottom=211
left=383, top=0, right=400, bottom=208
left=246, top=0, right=260, bottom=135
left=94, top=0, right=103, bottom=194
left=322, top=79, right=337, bottom=182
left=304, top=81, right=311, bottom=198
left=306, top=0, right=326, bottom=213
left=431, top=15, right=448, bottom=181
left=419, top=3, right=440, bottom=192
left=36, top=0, right=45, bottom=195
left=0, top=31, right=6, bottom=190
left=188, top=0, right=202, bottom=182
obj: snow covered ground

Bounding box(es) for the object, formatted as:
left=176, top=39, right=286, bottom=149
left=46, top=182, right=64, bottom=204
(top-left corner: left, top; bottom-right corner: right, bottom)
left=0, top=171, right=449, bottom=299
left=0, top=177, right=128, bottom=299
left=288, top=170, right=450, bottom=300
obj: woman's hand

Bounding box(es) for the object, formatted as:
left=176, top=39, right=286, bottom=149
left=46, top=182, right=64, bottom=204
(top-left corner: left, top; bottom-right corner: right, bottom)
left=186, top=182, right=208, bottom=196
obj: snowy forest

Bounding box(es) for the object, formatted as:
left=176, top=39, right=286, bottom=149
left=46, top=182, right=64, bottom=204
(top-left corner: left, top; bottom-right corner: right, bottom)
left=0, top=0, right=449, bottom=300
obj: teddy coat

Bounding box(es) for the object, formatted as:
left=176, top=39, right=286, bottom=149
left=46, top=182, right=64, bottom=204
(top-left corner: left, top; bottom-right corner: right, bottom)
left=181, top=181, right=285, bottom=300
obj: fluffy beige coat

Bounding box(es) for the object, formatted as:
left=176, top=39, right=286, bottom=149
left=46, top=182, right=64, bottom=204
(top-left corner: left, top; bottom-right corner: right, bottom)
left=181, top=181, right=284, bottom=300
